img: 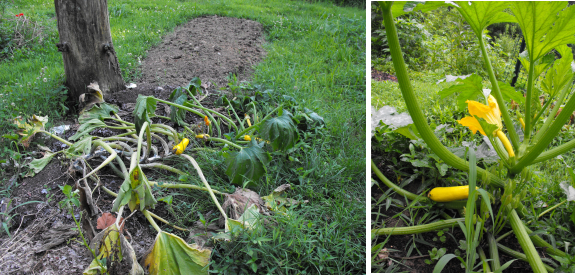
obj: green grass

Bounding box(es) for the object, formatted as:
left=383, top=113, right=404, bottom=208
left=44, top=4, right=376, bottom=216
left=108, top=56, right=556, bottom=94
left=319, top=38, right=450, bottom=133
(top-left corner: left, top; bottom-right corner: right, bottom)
left=1, top=0, right=366, bottom=273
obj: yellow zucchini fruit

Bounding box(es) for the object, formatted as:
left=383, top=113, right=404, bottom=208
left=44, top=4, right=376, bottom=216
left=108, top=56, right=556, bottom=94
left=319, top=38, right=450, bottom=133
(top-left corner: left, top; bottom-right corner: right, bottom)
left=172, top=138, right=190, bottom=155
left=195, top=134, right=210, bottom=139
left=428, top=186, right=477, bottom=202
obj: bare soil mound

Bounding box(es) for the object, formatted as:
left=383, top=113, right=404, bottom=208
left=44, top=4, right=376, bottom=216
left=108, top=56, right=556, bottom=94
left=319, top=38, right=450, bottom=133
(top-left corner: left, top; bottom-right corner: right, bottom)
left=0, top=15, right=265, bottom=274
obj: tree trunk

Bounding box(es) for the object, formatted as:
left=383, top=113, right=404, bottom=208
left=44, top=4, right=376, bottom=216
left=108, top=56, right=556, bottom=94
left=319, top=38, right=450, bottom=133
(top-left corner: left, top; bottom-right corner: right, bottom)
left=54, top=0, right=124, bottom=103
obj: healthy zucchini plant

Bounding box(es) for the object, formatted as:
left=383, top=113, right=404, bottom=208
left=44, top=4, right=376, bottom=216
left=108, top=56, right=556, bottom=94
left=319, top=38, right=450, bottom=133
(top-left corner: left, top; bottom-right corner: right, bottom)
left=373, top=1, right=575, bottom=272
left=14, top=78, right=323, bottom=274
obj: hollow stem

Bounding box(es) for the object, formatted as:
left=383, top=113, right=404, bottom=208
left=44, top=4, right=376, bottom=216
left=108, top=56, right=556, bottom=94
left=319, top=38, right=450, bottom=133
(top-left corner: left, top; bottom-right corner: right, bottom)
left=371, top=160, right=428, bottom=202
left=38, top=130, right=73, bottom=146
left=142, top=209, right=161, bottom=233
left=372, top=218, right=464, bottom=236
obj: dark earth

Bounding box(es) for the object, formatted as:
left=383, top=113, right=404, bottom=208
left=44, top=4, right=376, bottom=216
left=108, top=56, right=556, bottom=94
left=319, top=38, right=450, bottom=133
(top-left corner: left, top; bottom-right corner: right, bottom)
left=372, top=134, right=545, bottom=273
left=0, top=15, right=265, bottom=274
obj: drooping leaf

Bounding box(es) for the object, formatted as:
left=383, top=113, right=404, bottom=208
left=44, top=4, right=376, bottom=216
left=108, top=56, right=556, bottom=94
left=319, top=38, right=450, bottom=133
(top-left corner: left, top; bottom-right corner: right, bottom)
left=303, top=107, right=325, bottom=126
left=510, top=2, right=575, bottom=62
left=228, top=204, right=262, bottom=231
left=453, top=1, right=515, bottom=37
left=14, top=115, right=48, bottom=148
left=183, top=77, right=202, bottom=96
left=28, top=151, right=56, bottom=175
left=260, top=110, right=299, bottom=151
left=133, top=95, right=157, bottom=135
left=168, top=87, right=188, bottom=126
left=79, top=82, right=105, bottom=112
left=143, top=231, right=211, bottom=275
left=69, top=119, right=107, bottom=141
left=111, top=165, right=157, bottom=212
left=437, top=74, right=484, bottom=110
left=65, top=136, right=92, bottom=158
left=224, top=141, right=271, bottom=187
left=262, top=184, right=304, bottom=214
left=78, top=103, right=119, bottom=124
left=84, top=223, right=143, bottom=275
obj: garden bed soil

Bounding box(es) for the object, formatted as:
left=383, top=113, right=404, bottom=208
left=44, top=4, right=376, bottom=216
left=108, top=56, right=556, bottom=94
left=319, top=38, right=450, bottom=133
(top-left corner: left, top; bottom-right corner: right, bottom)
left=371, top=67, right=398, bottom=82
left=372, top=160, right=539, bottom=273
left=0, top=15, right=266, bottom=274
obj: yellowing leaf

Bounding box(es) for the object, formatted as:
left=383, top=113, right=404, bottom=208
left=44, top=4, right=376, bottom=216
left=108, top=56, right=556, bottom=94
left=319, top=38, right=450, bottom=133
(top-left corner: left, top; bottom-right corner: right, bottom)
left=143, top=231, right=211, bottom=275
left=14, top=115, right=48, bottom=148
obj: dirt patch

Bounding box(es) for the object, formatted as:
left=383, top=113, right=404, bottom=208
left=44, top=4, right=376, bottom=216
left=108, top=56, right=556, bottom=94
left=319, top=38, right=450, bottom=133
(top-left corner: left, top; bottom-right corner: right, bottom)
left=0, top=15, right=266, bottom=274
left=371, top=67, right=398, bottom=82
left=138, top=15, right=266, bottom=89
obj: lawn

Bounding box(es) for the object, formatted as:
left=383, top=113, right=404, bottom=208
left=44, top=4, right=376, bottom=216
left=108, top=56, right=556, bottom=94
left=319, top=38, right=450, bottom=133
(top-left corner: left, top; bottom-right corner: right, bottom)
left=0, top=0, right=366, bottom=274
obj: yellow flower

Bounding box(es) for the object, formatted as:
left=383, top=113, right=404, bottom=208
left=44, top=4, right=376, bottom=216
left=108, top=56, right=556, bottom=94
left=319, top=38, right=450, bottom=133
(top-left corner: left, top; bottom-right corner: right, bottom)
left=458, top=95, right=514, bottom=157
left=204, top=116, right=210, bottom=126
left=244, top=135, right=251, bottom=141
left=458, top=95, right=502, bottom=136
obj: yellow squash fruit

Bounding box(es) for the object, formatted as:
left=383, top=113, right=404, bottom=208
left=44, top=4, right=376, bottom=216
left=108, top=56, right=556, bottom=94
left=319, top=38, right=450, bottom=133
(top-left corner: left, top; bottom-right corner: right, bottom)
left=244, top=135, right=251, bottom=141
left=172, top=138, right=189, bottom=155
left=195, top=134, right=209, bottom=139
left=428, top=185, right=477, bottom=202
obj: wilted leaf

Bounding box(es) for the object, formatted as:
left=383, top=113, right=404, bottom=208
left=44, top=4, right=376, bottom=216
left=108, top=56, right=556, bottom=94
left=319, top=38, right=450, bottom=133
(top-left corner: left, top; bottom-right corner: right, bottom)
left=223, top=141, right=271, bottom=187
left=84, top=223, right=143, bottom=275
left=168, top=87, right=187, bottom=126
left=65, top=136, right=92, bottom=158
left=112, top=165, right=157, bottom=212
left=143, top=231, right=211, bottom=275
left=262, top=184, right=305, bottom=213
left=79, top=103, right=119, bottom=124
left=14, top=115, right=48, bottom=148
left=69, top=119, right=107, bottom=141
left=133, top=95, right=157, bottom=134
left=97, top=213, right=125, bottom=232
left=228, top=204, right=262, bottom=231
left=27, top=151, right=56, bottom=175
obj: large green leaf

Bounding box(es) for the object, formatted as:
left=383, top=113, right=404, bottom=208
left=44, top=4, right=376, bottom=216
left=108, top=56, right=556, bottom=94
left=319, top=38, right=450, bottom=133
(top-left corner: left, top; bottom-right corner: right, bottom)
left=111, top=165, right=157, bottom=212
left=143, top=231, right=211, bottom=275
left=28, top=151, right=56, bottom=175
left=228, top=204, right=263, bottom=231
left=78, top=103, right=119, bottom=124
left=168, top=87, right=188, bottom=126
left=133, top=95, right=157, bottom=134
left=541, top=45, right=575, bottom=97
left=453, top=1, right=515, bottom=37
left=511, top=2, right=575, bottom=62
left=497, top=81, right=524, bottom=104
left=437, top=74, right=484, bottom=110
left=260, top=109, right=299, bottom=151
left=224, top=141, right=271, bottom=187
left=69, top=119, right=106, bottom=141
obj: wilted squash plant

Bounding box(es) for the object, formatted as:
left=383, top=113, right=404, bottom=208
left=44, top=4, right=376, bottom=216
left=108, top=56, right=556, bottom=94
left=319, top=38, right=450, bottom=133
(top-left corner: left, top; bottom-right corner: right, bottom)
left=15, top=77, right=324, bottom=274
left=373, top=1, right=575, bottom=272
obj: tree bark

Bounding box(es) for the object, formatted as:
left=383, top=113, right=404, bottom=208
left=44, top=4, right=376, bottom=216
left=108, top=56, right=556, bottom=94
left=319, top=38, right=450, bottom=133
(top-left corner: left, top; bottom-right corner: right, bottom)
left=54, top=0, right=124, bottom=102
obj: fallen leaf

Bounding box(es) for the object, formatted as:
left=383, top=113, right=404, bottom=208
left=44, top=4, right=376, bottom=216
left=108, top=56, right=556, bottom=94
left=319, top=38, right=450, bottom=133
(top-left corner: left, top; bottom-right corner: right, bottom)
left=97, top=212, right=125, bottom=232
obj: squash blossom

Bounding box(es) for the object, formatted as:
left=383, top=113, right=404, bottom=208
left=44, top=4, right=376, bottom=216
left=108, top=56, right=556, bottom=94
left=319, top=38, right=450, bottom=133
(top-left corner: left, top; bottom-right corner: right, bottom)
left=244, top=135, right=251, bottom=141
left=458, top=95, right=515, bottom=157
left=245, top=114, right=251, bottom=127
left=204, top=116, right=210, bottom=126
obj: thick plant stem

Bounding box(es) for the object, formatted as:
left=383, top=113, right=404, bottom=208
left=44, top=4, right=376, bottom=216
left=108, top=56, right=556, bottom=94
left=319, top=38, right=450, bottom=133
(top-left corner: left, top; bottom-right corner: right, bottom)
left=531, top=139, right=575, bottom=165
left=510, top=92, right=575, bottom=174
left=508, top=209, right=547, bottom=272
left=206, top=137, right=243, bottom=149
left=497, top=243, right=554, bottom=272
left=139, top=163, right=187, bottom=175
left=147, top=211, right=188, bottom=232
left=478, top=37, right=520, bottom=150
left=533, top=78, right=573, bottom=144
left=149, top=181, right=224, bottom=195
left=39, top=130, right=73, bottom=146
left=371, top=160, right=428, bottom=202
left=235, top=105, right=283, bottom=139
left=180, top=154, right=230, bottom=230
left=142, top=209, right=161, bottom=233
left=372, top=218, right=464, bottom=236
left=381, top=4, right=505, bottom=188
left=524, top=60, right=536, bottom=141
left=80, top=140, right=117, bottom=181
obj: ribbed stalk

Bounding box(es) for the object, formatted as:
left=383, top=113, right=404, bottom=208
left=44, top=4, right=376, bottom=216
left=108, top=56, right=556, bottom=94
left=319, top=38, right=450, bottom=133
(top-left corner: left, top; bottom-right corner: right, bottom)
left=524, top=224, right=568, bottom=258
left=532, top=76, right=573, bottom=144
left=510, top=92, right=575, bottom=174
left=478, top=36, right=519, bottom=149
left=372, top=218, right=464, bottom=236
left=371, top=160, right=428, bottom=202
left=381, top=3, right=505, bottom=188
left=524, top=59, right=536, bottom=141
left=508, top=209, right=547, bottom=272
left=497, top=243, right=554, bottom=272
left=531, top=139, right=575, bottom=164
left=478, top=247, right=492, bottom=273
